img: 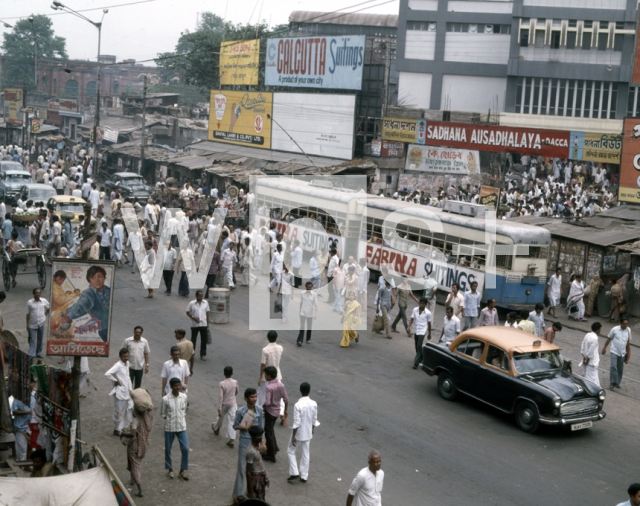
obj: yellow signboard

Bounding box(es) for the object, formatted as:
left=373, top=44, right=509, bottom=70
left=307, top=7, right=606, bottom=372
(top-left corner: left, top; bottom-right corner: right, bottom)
left=219, top=39, right=260, bottom=86
left=3, top=88, right=23, bottom=126
left=382, top=117, right=425, bottom=143
left=208, top=91, right=272, bottom=148
left=31, top=119, right=41, bottom=134
left=581, top=132, right=622, bottom=164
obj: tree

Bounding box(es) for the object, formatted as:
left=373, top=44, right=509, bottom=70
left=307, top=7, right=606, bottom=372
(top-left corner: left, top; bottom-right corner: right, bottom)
left=1, top=14, right=67, bottom=96
left=155, top=12, right=281, bottom=91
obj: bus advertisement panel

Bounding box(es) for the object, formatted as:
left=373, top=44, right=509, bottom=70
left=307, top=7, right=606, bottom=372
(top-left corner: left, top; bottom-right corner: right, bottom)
left=364, top=242, right=485, bottom=293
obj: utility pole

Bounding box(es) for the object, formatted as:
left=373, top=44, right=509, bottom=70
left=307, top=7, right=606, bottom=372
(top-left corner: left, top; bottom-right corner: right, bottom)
left=139, top=75, right=147, bottom=175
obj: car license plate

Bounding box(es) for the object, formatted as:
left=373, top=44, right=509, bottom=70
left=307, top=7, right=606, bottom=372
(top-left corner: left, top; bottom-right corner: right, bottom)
left=570, top=421, right=593, bottom=431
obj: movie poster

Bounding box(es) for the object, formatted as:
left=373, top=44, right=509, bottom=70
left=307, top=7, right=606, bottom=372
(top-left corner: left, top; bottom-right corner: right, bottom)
left=46, top=260, right=115, bottom=357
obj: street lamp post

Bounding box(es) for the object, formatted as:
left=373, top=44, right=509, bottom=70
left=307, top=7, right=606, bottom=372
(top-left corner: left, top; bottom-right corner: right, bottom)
left=51, top=2, right=108, bottom=169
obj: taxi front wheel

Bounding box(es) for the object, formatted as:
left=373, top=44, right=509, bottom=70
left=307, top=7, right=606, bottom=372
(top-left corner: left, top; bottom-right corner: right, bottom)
left=437, top=372, right=457, bottom=401
left=515, top=401, right=540, bottom=433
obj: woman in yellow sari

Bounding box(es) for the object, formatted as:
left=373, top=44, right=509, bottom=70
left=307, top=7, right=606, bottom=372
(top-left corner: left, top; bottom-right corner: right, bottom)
left=340, top=292, right=361, bottom=347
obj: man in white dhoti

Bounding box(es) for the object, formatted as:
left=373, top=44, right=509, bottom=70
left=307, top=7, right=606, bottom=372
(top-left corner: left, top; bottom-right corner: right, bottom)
left=567, top=274, right=586, bottom=321
left=112, top=218, right=125, bottom=267
left=580, top=322, right=601, bottom=386
left=546, top=268, right=562, bottom=318
left=144, top=199, right=157, bottom=233
left=105, top=348, right=134, bottom=435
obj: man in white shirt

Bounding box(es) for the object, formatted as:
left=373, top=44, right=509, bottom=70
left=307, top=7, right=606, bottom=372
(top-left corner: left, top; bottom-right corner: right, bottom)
left=122, top=326, right=150, bottom=389
left=88, top=184, right=100, bottom=217
left=161, top=345, right=190, bottom=396
left=52, top=171, right=66, bottom=195
left=25, top=288, right=50, bottom=358
left=104, top=348, right=134, bottom=436
left=326, top=248, right=340, bottom=303
left=161, top=377, right=189, bottom=481
left=291, top=240, right=303, bottom=288
left=602, top=316, right=632, bottom=390
left=347, top=450, right=384, bottom=506
left=462, top=281, right=481, bottom=330
left=287, top=382, right=320, bottom=483
left=408, top=298, right=432, bottom=369
left=81, top=180, right=91, bottom=199
left=581, top=322, right=601, bottom=386
left=162, top=241, right=178, bottom=294
left=269, top=243, right=284, bottom=292
left=257, top=330, right=284, bottom=408
left=186, top=290, right=210, bottom=360
left=356, top=258, right=370, bottom=306
left=144, top=199, right=157, bottom=233
left=46, top=215, right=62, bottom=259
left=440, top=306, right=461, bottom=345
left=220, top=242, right=238, bottom=288
left=546, top=268, right=562, bottom=318
left=616, top=483, right=640, bottom=506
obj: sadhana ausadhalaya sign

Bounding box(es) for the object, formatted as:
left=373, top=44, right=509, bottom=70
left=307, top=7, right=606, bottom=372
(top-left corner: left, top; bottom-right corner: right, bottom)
left=47, top=260, right=115, bottom=357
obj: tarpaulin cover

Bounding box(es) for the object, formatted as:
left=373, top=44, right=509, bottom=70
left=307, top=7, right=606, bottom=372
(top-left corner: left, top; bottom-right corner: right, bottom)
left=0, top=466, right=119, bottom=505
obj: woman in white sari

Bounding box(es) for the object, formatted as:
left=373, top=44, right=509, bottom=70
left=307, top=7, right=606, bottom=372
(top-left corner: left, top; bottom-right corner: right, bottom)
left=567, top=274, right=587, bottom=321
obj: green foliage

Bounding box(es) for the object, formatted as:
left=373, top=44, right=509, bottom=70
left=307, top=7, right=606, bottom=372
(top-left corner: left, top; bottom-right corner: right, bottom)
left=155, top=12, right=287, bottom=91
left=1, top=14, right=67, bottom=91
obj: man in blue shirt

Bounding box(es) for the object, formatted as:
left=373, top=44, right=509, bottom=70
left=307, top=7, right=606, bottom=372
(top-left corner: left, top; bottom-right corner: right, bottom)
left=1, top=213, right=12, bottom=248
left=232, top=387, right=264, bottom=499
left=462, top=281, right=481, bottom=331
left=12, top=395, right=32, bottom=461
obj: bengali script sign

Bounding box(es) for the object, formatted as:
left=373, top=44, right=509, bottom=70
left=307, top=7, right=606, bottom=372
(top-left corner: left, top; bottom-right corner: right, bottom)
left=382, top=117, right=426, bottom=144
left=619, top=118, right=640, bottom=204
left=220, top=39, right=260, bottom=86
left=569, top=131, right=622, bottom=163
left=405, top=144, right=480, bottom=175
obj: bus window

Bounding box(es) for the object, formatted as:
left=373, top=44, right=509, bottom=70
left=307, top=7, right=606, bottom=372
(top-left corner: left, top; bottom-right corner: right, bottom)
left=496, top=254, right=513, bottom=270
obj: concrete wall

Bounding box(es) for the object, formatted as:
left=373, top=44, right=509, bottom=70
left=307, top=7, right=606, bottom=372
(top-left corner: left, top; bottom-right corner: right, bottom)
left=405, top=31, right=437, bottom=60
left=447, top=1, right=513, bottom=13
left=444, top=33, right=511, bottom=64
left=441, top=75, right=507, bottom=112
left=399, top=72, right=433, bottom=108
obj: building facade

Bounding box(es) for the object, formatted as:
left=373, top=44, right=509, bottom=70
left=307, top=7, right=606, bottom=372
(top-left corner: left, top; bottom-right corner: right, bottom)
left=396, top=0, right=638, bottom=120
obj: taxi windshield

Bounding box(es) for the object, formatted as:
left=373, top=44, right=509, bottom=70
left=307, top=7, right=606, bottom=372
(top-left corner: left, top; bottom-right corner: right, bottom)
left=513, top=350, right=562, bottom=374
left=56, top=203, right=85, bottom=213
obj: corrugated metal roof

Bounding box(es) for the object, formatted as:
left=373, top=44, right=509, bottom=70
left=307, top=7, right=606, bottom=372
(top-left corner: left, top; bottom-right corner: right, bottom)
left=289, top=10, right=398, bottom=27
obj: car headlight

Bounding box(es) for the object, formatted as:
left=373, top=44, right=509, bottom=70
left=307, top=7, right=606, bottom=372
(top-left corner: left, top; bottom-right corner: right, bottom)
left=599, top=391, right=606, bottom=401
left=553, top=397, right=561, bottom=408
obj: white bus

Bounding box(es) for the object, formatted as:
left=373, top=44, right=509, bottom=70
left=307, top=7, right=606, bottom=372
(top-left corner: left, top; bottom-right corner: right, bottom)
left=254, top=177, right=550, bottom=310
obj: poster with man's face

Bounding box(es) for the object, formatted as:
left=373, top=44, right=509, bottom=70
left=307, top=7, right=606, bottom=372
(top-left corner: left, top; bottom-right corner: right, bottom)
left=46, top=260, right=115, bottom=357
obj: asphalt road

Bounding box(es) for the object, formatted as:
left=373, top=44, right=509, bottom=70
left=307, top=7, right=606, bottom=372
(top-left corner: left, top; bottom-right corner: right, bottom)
left=3, top=265, right=639, bottom=506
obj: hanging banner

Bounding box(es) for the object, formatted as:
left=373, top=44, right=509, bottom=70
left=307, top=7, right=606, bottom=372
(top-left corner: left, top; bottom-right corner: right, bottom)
left=46, top=260, right=115, bottom=357
left=618, top=118, right=640, bottom=204
left=568, top=131, right=622, bottom=163
left=405, top=144, right=480, bottom=175
left=3, top=88, right=23, bottom=125
left=31, top=119, right=41, bottom=134
left=208, top=91, right=273, bottom=148
left=424, top=121, right=570, bottom=157
left=265, top=35, right=365, bottom=90
left=371, top=140, right=381, bottom=157
left=479, top=185, right=500, bottom=208
left=102, top=126, right=119, bottom=143
left=382, top=117, right=426, bottom=144
left=219, top=39, right=260, bottom=86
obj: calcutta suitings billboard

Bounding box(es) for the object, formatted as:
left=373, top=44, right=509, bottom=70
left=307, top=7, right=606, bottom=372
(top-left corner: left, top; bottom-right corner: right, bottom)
left=618, top=117, right=640, bottom=204
left=265, top=35, right=365, bottom=90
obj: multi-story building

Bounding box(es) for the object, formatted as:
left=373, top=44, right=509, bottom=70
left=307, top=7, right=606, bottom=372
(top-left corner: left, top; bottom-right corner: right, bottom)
left=396, top=0, right=638, bottom=120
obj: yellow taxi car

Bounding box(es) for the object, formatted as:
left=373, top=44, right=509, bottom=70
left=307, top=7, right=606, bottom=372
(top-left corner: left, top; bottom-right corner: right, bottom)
left=46, top=195, right=90, bottom=223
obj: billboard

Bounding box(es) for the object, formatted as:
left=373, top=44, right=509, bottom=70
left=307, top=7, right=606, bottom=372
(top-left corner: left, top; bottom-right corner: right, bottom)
left=382, top=117, right=426, bottom=144
left=405, top=144, right=480, bottom=175
left=271, top=93, right=355, bottom=160
left=220, top=39, right=260, bottom=86
left=208, top=91, right=273, bottom=148
left=4, top=88, right=23, bottom=125
left=618, top=118, right=640, bottom=204
left=568, top=131, right=622, bottom=164
left=47, top=260, right=115, bottom=357
left=424, top=121, right=570, bottom=158
left=103, top=126, right=119, bottom=143
left=265, top=35, right=365, bottom=90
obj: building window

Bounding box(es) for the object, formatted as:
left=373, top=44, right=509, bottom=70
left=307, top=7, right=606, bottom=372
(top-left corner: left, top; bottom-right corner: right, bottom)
left=582, top=32, right=592, bottom=50
left=550, top=31, right=561, bottom=49
left=86, top=81, right=97, bottom=100
left=517, top=77, right=618, bottom=118
left=113, top=81, right=120, bottom=95
left=597, top=33, right=608, bottom=51
left=566, top=32, right=577, bottom=49
left=447, top=23, right=509, bottom=34
left=63, top=79, right=78, bottom=99
left=41, top=75, right=47, bottom=89
left=519, top=28, right=529, bottom=47
left=53, top=79, right=57, bottom=93
left=407, top=21, right=434, bottom=31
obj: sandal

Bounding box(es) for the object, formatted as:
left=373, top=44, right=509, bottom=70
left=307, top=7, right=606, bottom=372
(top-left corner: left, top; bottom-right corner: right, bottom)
left=226, top=441, right=235, bottom=448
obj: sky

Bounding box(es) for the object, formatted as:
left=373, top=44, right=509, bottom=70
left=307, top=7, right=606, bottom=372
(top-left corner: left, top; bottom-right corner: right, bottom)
left=0, top=0, right=399, bottom=65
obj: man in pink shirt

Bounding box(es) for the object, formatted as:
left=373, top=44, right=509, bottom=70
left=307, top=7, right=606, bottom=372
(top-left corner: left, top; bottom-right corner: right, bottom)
left=478, top=298, right=499, bottom=326
left=262, top=366, right=288, bottom=463
left=212, top=366, right=239, bottom=448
